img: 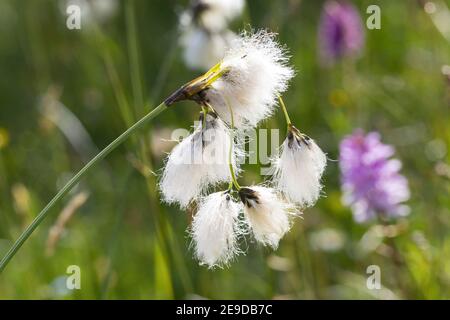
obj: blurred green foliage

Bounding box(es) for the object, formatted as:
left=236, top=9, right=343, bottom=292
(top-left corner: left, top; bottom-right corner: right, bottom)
left=0, top=0, right=449, bottom=299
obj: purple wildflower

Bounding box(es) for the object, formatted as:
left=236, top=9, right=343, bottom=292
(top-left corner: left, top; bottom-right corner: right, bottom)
left=339, top=130, right=410, bottom=223
left=318, top=0, right=365, bottom=66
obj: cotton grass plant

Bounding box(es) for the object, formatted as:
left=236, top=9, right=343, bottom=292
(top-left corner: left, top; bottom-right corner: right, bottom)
left=0, top=29, right=327, bottom=271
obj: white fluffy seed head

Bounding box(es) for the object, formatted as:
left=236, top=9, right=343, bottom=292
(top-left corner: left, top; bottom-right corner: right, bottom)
left=159, top=114, right=240, bottom=208
left=239, top=185, right=298, bottom=249
left=203, top=30, right=295, bottom=128
left=273, top=130, right=327, bottom=207
left=181, top=28, right=237, bottom=71
left=191, top=191, right=243, bottom=268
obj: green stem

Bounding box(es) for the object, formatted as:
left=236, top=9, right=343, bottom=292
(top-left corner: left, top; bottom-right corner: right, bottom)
left=223, top=99, right=241, bottom=191
left=0, top=102, right=168, bottom=273
left=278, top=95, right=292, bottom=126
left=228, top=147, right=241, bottom=191
left=204, top=100, right=240, bottom=190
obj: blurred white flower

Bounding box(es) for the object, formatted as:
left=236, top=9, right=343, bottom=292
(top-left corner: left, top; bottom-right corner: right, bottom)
left=181, top=0, right=245, bottom=32
left=201, top=30, right=295, bottom=128
left=191, top=191, right=243, bottom=268
left=159, top=113, right=240, bottom=208
left=179, top=0, right=245, bottom=71
left=273, top=126, right=327, bottom=207
left=181, top=28, right=237, bottom=71
left=199, top=0, right=244, bottom=32
left=239, top=185, right=298, bottom=248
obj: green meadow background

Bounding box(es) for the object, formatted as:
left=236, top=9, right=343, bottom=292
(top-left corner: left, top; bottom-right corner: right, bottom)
left=0, top=0, right=449, bottom=299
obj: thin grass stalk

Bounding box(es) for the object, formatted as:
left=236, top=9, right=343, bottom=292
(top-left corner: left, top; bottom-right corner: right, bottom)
left=125, top=4, right=181, bottom=294
left=126, top=1, right=145, bottom=118
left=126, top=3, right=194, bottom=293
left=100, top=168, right=133, bottom=298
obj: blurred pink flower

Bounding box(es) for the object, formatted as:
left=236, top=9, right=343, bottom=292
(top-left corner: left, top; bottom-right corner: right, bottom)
left=318, top=0, right=365, bottom=66
left=339, top=130, right=410, bottom=223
